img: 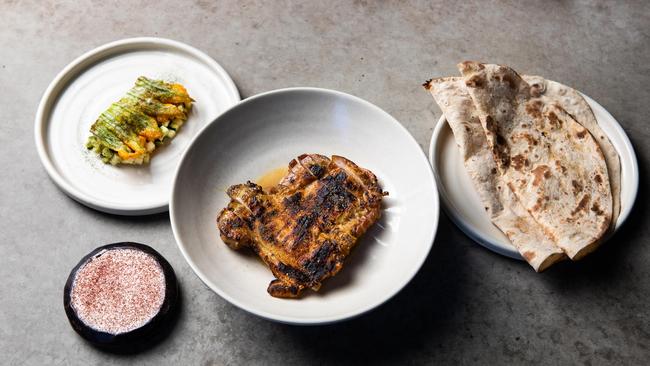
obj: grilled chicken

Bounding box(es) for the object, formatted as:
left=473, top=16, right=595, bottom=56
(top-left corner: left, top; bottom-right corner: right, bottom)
left=217, top=154, right=386, bottom=298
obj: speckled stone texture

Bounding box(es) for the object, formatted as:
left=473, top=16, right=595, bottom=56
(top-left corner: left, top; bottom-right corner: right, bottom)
left=1, top=0, right=649, bottom=365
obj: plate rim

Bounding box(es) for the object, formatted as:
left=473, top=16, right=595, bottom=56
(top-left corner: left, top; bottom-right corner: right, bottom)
left=33, top=36, right=240, bottom=215
left=428, top=91, right=639, bottom=260
left=170, top=86, right=439, bottom=325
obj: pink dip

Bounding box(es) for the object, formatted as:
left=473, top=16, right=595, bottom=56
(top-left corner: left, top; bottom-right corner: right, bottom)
left=70, top=248, right=166, bottom=335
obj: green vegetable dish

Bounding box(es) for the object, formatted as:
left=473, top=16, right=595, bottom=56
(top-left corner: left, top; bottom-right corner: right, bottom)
left=85, top=76, right=194, bottom=165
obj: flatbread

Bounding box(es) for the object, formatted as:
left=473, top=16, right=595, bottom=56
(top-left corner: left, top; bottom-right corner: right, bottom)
left=458, top=62, right=612, bottom=260
left=425, top=77, right=565, bottom=271
left=522, top=75, right=621, bottom=226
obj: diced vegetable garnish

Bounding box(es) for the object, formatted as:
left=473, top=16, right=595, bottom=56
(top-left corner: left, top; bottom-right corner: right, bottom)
left=85, top=76, right=193, bottom=165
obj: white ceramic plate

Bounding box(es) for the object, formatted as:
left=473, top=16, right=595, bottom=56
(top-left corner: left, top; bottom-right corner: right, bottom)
left=34, top=37, right=240, bottom=215
left=429, top=92, right=639, bottom=259
left=171, top=88, right=438, bottom=324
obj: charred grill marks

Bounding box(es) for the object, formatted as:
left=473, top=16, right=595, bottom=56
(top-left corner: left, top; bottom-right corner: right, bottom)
left=316, top=171, right=356, bottom=212
left=291, top=213, right=316, bottom=246
left=302, top=240, right=339, bottom=282
left=309, top=164, right=325, bottom=178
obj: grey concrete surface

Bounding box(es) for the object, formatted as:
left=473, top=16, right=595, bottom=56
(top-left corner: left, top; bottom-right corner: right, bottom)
left=1, top=0, right=649, bottom=365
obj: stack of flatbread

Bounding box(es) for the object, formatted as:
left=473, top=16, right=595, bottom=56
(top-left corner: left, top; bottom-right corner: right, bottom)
left=425, top=62, right=620, bottom=271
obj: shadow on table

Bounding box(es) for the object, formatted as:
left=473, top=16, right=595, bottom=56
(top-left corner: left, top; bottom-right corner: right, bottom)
left=72, top=200, right=172, bottom=224
left=277, top=139, right=648, bottom=363
left=273, top=214, right=469, bottom=364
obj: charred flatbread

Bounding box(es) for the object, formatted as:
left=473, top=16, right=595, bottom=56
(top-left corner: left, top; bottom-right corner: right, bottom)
left=425, top=77, right=566, bottom=271
left=459, top=62, right=612, bottom=260
left=523, top=75, right=621, bottom=226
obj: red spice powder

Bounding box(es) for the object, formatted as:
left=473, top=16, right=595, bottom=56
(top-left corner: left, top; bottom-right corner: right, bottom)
left=70, top=248, right=166, bottom=334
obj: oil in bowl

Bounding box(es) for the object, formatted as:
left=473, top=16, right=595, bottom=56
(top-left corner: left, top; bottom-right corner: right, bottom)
left=256, top=166, right=288, bottom=192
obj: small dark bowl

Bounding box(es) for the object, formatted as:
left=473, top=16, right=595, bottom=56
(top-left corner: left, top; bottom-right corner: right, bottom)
left=63, top=242, right=179, bottom=353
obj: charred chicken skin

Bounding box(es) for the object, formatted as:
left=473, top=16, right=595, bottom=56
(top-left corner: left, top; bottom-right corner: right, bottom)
left=217, top=154, right=386, bottom=298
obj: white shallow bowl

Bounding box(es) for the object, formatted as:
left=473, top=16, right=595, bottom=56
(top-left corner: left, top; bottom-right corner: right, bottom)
left=429, top=92, right=639, bottom=259
left=171, top=88, right=439, bottom=324
left=34, top=37, right=240, bottom=215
